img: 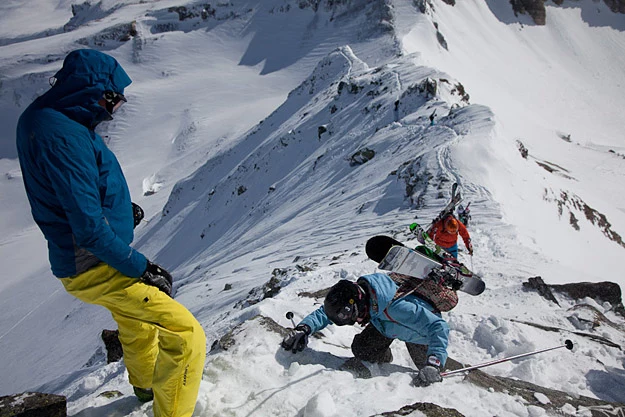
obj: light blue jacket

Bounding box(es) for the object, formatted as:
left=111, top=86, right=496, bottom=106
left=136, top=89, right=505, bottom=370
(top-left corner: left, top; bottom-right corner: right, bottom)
left=300, top=273, right=449, bottom=366
left=16, top=49, right=147, bottom=278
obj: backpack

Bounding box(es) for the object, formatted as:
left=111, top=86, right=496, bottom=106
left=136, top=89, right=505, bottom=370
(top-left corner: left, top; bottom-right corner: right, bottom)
left=388, top=271, right=458, bottom=312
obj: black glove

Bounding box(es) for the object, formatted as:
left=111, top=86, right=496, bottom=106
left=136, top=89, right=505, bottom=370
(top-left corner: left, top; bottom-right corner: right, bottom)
left=132, top=202, right=144, bottom=228
left=141, top=261, right=173, bottom=296
left=281, top=324, right=311, bottom=353
left=412, top=356, right=443, bottom=387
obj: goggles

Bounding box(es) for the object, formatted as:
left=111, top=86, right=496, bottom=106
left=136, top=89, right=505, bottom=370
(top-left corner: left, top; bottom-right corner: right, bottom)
left=334, top=302, right=359, bottom=325
left=102, top=90, right=127, bottom=114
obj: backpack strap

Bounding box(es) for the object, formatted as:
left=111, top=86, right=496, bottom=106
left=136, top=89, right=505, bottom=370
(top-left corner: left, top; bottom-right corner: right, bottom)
left=383, top=307, right=398, bottom=323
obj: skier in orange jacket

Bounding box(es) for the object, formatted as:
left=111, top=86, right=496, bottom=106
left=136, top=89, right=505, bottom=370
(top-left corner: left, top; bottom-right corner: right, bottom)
left=428, top=215, right=472, bottom=259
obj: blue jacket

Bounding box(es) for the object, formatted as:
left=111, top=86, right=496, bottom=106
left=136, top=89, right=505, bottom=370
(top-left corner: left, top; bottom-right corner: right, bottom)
left=300, top=273, right=449, bottom=366
left=16, top=49, right=147, bottom=278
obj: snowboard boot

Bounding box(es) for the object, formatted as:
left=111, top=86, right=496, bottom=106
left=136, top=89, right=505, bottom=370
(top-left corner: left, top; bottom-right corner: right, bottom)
left=133, top=386, right=154, bottom=403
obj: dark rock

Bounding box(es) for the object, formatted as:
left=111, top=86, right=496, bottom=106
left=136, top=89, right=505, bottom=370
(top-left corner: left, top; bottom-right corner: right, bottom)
left=436, top=30, right=449, bottom=50
left=0, top=392, right=66, bottom=417
left=522, top=276, right=559, bottom=305
left=318, top=125, right=328, bottom=139
left=552, top=281, right=622, bottom=307
left=234, top=268, right=290, bottom=308
left=524, top=277, right=624, bottom=318
left=370, top=402, right=465, bottom=416
left=101, top=329, right=123, bottom=363
left=516, top=140, right=529, bottom=159
left=603, top=0, right=625, bottom=13
left=349, top=148, right=375, bottom=166
left=421, top=78, right=437, bottom=97
left=510, top=0, right=546, bottom=25
left=466, top=368, right=625, bottom=415
left=97, top=391, right=122, bottom=399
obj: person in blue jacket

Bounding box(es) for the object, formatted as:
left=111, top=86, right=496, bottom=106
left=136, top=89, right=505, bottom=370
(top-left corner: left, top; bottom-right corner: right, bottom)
left=16, top=49, right=206, bottom=417
left=281, top=273, right=449, bottom=387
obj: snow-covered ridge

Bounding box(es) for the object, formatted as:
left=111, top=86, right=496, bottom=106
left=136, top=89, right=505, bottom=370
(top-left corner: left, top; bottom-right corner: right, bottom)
left=146, top=45, right=483, bottom=280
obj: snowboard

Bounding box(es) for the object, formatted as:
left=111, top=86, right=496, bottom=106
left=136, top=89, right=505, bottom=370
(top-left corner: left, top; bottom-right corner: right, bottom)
left=366, top=235, right=485, bottom=296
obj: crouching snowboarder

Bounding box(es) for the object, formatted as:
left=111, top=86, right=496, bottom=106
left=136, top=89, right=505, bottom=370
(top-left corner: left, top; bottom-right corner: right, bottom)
left=280, top=273, right=449, bottom=387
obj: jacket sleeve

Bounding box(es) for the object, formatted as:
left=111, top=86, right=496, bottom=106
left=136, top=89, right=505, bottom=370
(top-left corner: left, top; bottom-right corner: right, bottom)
left=386, top=301, right=449, bottom=366
left=458, top=222, right=471, bottom=248
left=299, top=306, right=332, bottom=335
left=42, top=132, right=147, bottom=278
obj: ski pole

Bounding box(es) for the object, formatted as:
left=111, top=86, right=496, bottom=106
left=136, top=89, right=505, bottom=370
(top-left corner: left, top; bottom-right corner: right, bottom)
left=286, top=312, right=297, bottom=328
left=441, top=340, right=574, bottom=377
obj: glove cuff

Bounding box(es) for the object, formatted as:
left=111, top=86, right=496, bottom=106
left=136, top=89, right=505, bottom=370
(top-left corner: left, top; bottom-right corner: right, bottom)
left=426, top=355, right=441, bottom=369
left=295, top=324, right=311, bottom=335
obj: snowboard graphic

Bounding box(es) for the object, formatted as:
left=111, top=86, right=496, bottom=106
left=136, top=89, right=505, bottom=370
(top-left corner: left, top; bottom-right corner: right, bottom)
left=366, top=235, right=485, bottom=296
left=379, top=245, right=442, bottom=279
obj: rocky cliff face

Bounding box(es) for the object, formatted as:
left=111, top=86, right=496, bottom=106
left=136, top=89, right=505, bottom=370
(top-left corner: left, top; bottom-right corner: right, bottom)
left=604, top=0, right=625, bottom=12
left=489, top=0, right=625, bottom=25
left=510, top=0, right=547, bottom=25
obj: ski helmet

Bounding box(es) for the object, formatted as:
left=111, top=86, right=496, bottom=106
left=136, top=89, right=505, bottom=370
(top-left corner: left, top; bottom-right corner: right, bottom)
left=445, top=217, right=459, bottom=234
left=324, top=280, right=366, bottom=326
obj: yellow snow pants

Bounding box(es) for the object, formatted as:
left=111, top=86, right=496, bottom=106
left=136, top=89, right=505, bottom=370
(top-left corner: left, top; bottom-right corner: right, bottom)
left=61, top=263, right=206, bottom=417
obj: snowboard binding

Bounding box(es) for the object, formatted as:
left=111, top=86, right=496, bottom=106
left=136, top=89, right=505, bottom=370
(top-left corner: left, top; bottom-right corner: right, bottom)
left=427, top=266, right=463, bottom=291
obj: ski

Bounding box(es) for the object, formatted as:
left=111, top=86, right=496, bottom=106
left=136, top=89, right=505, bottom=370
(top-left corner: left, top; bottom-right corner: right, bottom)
left=457, top=202, right=471, bottom=226
left=427, top=182, right=462, bottom=234
left=411, top=222, right=451, bottom=260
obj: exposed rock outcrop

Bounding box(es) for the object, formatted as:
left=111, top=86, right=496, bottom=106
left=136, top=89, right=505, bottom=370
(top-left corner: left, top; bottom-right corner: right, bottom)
left=466, top=369, right=625, bottom=416
left=371, top=402, right=464, bottom=416
left=523, top=276, right=624, bottom=317
left=101, top=329, right=123, bottom=363
left=510, top=0, right=546, bottom=25
left=509, top=0, right=625, bottom=25
left=0, top=392, right=66, bottom=417
left=603, top=0, right=625, bottom=13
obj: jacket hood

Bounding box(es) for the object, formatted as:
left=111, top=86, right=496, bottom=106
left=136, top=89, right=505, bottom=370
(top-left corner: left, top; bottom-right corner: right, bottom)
left=40, top=49, right=132, bottom=128
left=360, top=273, right=398, bottom=313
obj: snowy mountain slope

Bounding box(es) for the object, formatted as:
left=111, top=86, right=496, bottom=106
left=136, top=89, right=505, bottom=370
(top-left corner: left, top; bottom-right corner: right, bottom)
left=136, top=44, right=484, bottom=340
left=34, top=245, right=625, bottom=417
left=393, top=0, right=625, bottom=280
left=0, top=0, right=402, bottom=395
left=0, top=0, right=624, bottom=415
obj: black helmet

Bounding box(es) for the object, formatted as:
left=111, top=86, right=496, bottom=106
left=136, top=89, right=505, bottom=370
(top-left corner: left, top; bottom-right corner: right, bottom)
left=324, top=280, right=366, bottom=326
